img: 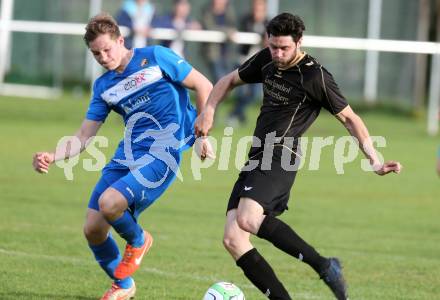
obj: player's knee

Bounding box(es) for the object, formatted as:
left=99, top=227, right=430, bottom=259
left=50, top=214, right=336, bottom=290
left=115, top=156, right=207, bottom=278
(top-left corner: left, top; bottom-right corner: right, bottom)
left=98, top=190, right=125, bottom=219
left=236, top=214, right=257, bottom=233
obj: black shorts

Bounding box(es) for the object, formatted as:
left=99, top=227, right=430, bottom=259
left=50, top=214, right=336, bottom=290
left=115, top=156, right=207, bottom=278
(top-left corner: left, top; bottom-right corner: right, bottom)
left=227, top=146, right=298, bottom=216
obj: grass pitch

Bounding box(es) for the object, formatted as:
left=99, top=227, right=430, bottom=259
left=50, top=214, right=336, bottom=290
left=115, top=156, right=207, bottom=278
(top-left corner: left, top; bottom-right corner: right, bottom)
left=0, top=94, right=439, bottom=299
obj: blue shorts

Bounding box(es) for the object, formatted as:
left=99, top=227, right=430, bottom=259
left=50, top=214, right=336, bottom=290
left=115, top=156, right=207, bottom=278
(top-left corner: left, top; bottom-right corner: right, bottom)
left=88, top=152, right=181, bottom=219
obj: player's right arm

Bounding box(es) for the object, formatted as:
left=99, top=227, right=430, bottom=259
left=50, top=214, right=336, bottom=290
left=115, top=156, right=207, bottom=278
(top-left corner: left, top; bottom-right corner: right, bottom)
left=32, top=119, right=102, bottom=174
left=195, top=69, right=244, bottom=137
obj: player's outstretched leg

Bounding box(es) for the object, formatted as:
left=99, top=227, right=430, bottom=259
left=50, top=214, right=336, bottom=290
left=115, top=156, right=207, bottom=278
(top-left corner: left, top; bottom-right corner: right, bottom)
left=100, top=279, right=136, bottom=300
left=257, top=215, right=328, bottom=273
left=319, top=257, right=348, bottom=300
left=257, top=215, right=348, bottom=299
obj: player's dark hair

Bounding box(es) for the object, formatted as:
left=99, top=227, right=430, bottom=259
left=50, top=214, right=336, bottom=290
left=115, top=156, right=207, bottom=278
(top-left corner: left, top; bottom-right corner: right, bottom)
left=84, top=13, right=121, bottom=46
left=266, top=12, right=305, bottom=43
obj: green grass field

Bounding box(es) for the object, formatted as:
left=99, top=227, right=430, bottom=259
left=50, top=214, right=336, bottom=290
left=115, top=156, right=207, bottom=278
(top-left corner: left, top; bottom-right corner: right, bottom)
left=0, top=94, right=439, bottom=299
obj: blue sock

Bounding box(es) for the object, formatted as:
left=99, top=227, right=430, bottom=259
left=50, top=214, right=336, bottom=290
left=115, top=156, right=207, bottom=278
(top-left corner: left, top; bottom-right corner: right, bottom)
left=89, top=233, right=133, bottom=288
left=109, top=211, right=144, bottom=247
left=115, top=277, right=134, bottom=289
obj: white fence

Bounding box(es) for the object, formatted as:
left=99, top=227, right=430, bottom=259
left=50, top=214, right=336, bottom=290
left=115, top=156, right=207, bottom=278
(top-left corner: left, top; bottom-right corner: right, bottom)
left=0, top=0, right=438, bottom=135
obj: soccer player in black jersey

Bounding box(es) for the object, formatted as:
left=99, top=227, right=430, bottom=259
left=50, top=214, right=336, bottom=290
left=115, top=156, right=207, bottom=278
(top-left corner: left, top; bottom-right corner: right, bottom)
left=195, top=12, right=401, bottom=300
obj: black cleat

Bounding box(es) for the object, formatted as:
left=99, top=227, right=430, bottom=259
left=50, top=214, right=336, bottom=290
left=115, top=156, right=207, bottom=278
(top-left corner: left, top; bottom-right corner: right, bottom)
left=320, top=258, right=349, bottom=300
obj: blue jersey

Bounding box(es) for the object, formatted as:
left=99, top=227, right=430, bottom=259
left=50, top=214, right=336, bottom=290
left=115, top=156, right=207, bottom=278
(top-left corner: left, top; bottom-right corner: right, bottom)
left=86, top=45, right=197, bottom=169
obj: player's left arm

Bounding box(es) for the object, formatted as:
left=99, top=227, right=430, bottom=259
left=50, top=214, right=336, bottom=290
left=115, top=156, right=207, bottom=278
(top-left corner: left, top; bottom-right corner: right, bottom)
left=182, top=68, right=215, bottom=160
left=181, top=68, right=213, bottom=115
left=336, top=105, right=402, bottom=176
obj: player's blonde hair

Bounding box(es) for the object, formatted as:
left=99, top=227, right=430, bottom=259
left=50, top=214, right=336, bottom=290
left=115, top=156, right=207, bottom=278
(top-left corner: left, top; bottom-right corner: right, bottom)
left=83, top=13, right=121, bottom=46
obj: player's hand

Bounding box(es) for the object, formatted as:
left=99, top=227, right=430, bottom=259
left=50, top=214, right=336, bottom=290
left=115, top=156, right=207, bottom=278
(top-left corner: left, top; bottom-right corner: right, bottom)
left=373, top=161, right=402, bottom=176
left=32, top=152, right=55, bottom=174
left=194, top=136, right=216, bottom=161
left=195, top=108, right=214, bottom=138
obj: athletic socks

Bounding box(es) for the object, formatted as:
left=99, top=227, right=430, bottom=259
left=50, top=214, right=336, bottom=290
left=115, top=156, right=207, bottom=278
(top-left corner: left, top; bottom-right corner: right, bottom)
left=257, top=215, right=328, bottom=274
left=109, top=211, right=144, bottom=247
left=115, top=277, right=134, bottom=289
left=89, top=233, right=133, bottom=288
left=236, top=248, right=292, bottom=300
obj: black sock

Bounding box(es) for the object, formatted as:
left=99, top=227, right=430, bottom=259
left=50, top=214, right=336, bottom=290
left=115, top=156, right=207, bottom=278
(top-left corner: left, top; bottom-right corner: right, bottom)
left=236, top=248, right=292, bottom=300
left=257, top=215, right=328, bottom=274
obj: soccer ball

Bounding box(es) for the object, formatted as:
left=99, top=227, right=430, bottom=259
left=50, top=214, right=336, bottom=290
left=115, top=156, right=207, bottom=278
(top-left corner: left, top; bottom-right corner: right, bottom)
left=203, top=282, right=245, bottom=300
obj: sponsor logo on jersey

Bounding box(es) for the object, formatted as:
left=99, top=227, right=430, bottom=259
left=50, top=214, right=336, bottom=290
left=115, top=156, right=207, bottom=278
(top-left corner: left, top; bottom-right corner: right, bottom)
left=120, top=92, right=152, bottom=114
left=101, top=65, right=162, bottom=105
left=124, top=73, right=146, bottom=91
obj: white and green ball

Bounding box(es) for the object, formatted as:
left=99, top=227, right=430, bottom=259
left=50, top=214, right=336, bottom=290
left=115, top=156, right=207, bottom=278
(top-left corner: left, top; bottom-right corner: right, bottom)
left=203, top=282, right=245, bottom=300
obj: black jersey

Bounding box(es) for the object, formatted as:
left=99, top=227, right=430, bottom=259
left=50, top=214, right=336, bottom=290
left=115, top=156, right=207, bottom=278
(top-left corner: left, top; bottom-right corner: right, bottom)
left=238, top=48, right=348, bottom=158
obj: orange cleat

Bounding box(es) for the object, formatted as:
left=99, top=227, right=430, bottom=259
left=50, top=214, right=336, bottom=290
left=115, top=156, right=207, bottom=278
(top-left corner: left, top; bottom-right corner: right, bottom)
left=114, top=230, right=153, bottom=280
left=100, top=281, right=136, bottom=300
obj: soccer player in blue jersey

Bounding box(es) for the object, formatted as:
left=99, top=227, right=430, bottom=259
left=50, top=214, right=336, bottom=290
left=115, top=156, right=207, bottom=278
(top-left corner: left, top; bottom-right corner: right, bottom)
left=32, top=13, right=214, bottom=300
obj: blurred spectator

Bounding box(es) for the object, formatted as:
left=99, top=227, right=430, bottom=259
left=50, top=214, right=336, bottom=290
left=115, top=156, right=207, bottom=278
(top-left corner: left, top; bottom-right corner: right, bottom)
left=228, top=0, right=269, bottom=125
left=200, top=0, right=236, bottom=82
left=152, top=0, right=201, bottom=58
left=116, top=0, right=155, bottom=49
